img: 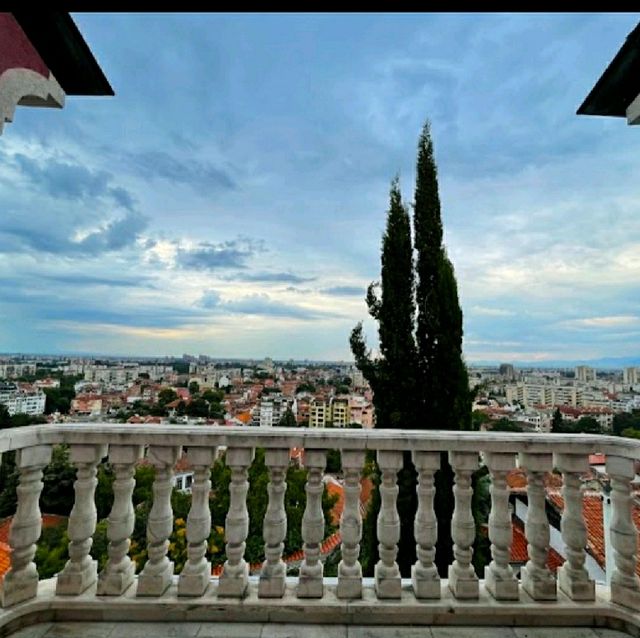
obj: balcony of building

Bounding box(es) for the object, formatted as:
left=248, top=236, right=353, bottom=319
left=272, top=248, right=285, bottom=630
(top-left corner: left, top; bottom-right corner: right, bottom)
left=0, top=425, right=640, bottom=637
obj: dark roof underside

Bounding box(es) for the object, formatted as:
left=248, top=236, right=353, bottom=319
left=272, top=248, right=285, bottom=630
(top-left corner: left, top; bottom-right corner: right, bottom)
left=578, top=21, right=640, bottom=117
left=12, top=11, right=113, bottom=96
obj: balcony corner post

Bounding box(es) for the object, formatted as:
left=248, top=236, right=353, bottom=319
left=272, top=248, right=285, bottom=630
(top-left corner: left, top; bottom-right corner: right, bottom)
left=606, top=454, right=640, bottom=611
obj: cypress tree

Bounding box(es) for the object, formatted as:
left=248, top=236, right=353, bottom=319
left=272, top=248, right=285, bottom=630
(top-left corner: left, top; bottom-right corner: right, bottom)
left=350, top=177, right=417, bottom=430
left=414, top=121, right=471, bottom=575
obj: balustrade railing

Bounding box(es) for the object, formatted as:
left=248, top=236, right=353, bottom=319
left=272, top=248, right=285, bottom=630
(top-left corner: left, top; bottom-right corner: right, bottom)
left=1, top=424, right=639, bottom=620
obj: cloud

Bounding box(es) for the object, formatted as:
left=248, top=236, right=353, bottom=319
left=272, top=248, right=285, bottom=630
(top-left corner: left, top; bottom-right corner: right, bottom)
left=230, top=271, right=315, bottom=284
left=321, top=285, right=365, bottom=297
left=470, top=305, right=516, bottom=317
left=197, top=289, right=334, bottom=320
left=125, top=150, right=236, bottom=192
left=561, top=315, right=640, bottom=329
left=176, top=238, right=265, bottom=270
left=38, top=273, right=153, bottom=288
left=12, top=153, right=135, bottom=210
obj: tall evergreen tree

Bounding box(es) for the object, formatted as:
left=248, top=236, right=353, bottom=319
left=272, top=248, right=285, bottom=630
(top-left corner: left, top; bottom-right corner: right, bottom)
left=350, top=177, right=417, bottom=430
left=413, top=121, right=472, bottom=575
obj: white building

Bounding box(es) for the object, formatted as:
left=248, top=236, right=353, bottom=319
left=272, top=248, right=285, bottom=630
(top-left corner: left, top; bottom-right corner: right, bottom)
left=575, top=366, right=596, bottom=383
left=623, top=367, right=639, bottom=386
left=0, top=383, right=46, bottom=416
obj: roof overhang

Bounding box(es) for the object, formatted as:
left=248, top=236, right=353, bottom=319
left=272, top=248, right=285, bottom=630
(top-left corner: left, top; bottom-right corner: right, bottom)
left=11, top=11, right=113, bottom=96
left=577, top=21, right=640, bottom=125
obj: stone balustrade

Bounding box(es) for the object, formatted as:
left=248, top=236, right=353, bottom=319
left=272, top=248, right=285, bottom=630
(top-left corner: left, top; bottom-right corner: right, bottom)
left=1, top=424, right=640, bottom=635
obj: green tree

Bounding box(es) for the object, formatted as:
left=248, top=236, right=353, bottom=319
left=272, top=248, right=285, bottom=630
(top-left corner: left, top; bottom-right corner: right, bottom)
left=158, top=388, right=178, bottom=407
left=188, top=381, right=200, bottom=396
left=350, top=176, right=417, bottom=430
left=551, top=407, right=564, bottom=433
left=491, top=418, right=523, bottom=432
left=278, top=407, right=297, bottom=428
left=350, top=123, right=472, bottom=577
left=412, top=122, right=472, bottom=576
left=0, top=403, right=11, bottom=428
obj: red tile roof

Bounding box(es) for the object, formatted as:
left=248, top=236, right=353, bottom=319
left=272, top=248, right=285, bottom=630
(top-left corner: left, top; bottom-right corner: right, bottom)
left=510, top=520, right=565, bottom=572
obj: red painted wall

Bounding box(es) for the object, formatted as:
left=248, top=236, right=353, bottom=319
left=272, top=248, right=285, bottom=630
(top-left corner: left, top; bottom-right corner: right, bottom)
left=0, top=13, right=48, bottom=78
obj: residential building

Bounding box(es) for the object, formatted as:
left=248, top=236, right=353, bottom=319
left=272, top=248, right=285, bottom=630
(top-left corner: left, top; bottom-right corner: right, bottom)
left=0, top=382, right=46, bottom=416
left=623, top=367, right=639, bottom=385
left=575, top=366, right=596, bottom=383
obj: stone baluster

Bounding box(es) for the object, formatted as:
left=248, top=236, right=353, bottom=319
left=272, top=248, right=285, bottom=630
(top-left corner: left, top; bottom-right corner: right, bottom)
left=448, top=451, right=479, bottom=599
left=297, top=449, right=326, bottom=599
left=178, top=447, right=215, bottom=597
left=484, top=452, right=518, bottom=600
left=259, top=448, right=289, bottom=598
left=0, top=445, right=51, bottom=608
left=606, top=454, right=640, bottom=610
left=375, top=450, right=402, bottom=599
left=519, top=452, right=556, bottom=600
left=555, top=453, right=595, bottom=601
left=56, top=444, right=107, bottom=595
left=337, top=450, right=365, bottom=599
left=97, top=445, right=143, bottom=595
left=219, top=447, right=254, bottom=597
left=137, top=445, right=181, bottom=596
left=411, top=451, right=440, bottom=599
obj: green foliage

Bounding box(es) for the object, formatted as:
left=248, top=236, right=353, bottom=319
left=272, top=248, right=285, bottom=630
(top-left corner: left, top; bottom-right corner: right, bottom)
left=325, top=449, right=342, bottom=474
left=188, top=381, right=200, bottom=395
left=158, top=388, right=178, bottom=406
left=41, top=446, right=77, bottom=516
left=295, top=382, right=316, bottom=394
left=613, top=410, right=640, bottom=436
left=0, top=403, right=11, bottom=428
left=491, top=418, right=523, bottom=432
left=350, top=177, right=417, bottom=430
left=552, top=407, right=564, bottom=433
left=277, top=407, right=297, bottom=428
left=42, top=374, right=82, bottom=414
left=34, top=522, right=68, bottom=579
left=471, top=466, right=491, bottom=577
left=185, top=398, right=209, bottom=417
left=471, top=410, right=491, bottom=431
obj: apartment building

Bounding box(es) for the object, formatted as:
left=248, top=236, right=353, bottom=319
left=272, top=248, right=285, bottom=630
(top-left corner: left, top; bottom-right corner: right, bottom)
left=623, top=367, right=639, bottom=385
left=0, top=382, right=46, bottom=416
left=575, top=365, right=596, bottom=383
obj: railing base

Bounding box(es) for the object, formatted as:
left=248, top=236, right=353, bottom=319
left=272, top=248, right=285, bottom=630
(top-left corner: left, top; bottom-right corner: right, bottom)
left=611, top=583, right=640, bottom=612
left=3, top=578, right=640, bottom=638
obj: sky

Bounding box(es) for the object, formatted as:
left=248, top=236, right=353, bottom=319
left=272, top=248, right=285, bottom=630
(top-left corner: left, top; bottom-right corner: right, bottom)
left=2, top=12, right=640, bottom=364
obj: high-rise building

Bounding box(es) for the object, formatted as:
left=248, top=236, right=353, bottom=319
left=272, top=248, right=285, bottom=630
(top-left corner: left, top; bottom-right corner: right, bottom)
left=575, top=366, right=596, bottom=383
left=499, top=363, right=516, bottom=381
left=623, top=367, right=639, bottom=385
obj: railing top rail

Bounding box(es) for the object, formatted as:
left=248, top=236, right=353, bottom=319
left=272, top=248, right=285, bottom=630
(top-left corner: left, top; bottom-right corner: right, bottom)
left=0, top=423, right=638, bottom=459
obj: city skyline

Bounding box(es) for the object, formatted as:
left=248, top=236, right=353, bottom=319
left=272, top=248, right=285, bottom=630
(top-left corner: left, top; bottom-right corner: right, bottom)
left=2, top=13, right=640, bottom=362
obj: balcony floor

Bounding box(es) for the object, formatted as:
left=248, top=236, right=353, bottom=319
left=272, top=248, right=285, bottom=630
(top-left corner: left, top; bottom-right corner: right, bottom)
left=8, top=623, right=633, bottom=638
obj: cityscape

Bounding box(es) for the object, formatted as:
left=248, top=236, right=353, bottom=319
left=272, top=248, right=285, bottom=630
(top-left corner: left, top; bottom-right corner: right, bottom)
left=2, top=354, right=640, bottom=435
